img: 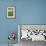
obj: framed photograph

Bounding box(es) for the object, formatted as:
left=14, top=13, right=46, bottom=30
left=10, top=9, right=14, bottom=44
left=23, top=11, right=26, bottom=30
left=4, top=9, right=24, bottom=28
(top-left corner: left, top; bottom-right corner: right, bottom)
left=18, top=24, right=46, bottom=42
left=7, top=7, right=15, bottom=18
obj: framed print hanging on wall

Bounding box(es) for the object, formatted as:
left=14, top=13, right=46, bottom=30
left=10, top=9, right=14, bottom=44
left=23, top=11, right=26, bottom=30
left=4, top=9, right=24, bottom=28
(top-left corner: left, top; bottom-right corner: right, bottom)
left=7, top=7, right=15, bottom=18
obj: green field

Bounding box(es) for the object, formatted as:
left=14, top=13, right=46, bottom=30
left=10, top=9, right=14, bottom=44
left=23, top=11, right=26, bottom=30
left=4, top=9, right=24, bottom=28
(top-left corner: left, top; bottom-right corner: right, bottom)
left=8, top=11, right=13, bottom=16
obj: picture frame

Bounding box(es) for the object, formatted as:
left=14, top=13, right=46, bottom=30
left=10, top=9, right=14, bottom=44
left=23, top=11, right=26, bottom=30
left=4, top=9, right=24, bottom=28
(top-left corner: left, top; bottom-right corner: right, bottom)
left=18, top=24, right=46, bottom=42
left=7, top=7, right=15, bottom=18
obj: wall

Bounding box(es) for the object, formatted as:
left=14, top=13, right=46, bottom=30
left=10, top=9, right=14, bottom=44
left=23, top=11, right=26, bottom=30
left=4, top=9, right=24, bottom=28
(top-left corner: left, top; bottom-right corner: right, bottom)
left=16, top=0, right=46, bottom=24
left=0, top=0, right=18, bottom=44
left=0, top=0, right=46, bottom=44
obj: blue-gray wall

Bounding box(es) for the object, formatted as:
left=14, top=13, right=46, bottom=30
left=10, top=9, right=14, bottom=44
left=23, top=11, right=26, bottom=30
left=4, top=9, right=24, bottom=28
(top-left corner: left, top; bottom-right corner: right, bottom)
left=0, top=0, right=17, bottom=44
left=16, top=0, right=46, bottom=24
left=0, top=0, right=46, bottom=44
